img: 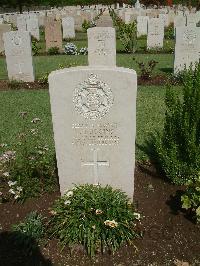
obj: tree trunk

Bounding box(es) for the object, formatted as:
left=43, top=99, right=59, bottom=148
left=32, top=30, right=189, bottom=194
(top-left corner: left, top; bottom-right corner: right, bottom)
left=17, top=0, right=23, bottom=13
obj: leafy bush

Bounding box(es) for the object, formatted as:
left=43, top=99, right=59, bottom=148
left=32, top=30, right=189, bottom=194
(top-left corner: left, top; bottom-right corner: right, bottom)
left=135, top=59, right=158, bottom=80
left=164, top=23, right=174, bottom=40
left=47, top=46, right=60, bottom=55
left=64, top=43, right=78, bottom=55
left=181, top=174, right=200, bottom=223
left=82, top=19, right=95, bottom=32
left=49, top=184, right=140, bottom=256
left=32, top=40, right=41, bottom=56
left=0, top=112, right=57, bottom=202
left=118, top=21, right=137, bottom=53
left=154, top=63, right=200, bottom=185
left=38, top=72, right=49, bottom=85
left=12, top=211, right=45, bottom=253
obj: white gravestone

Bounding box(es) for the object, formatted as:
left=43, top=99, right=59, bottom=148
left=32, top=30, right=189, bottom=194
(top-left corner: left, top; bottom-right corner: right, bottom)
left=174, top=15, right=186, bottom=29
left=3, top=31, right=35, bottom=82
left=27, top=16, right=40, bottom=40
left=87, top=27, right=116, bottom=67
left=174, top=26, right=200, bottom=73
left=17, top=14, right=27, bottom=31
left=0, top=18, right=3, bottom=24
left=147, top=18, right=164, bottom=49
left=0, top=24, right=11, bottom=53
left=137, top=16, right=149, bottom=37
left=49, top=28, right=137, bottom=199
left=62, top=17, right=75, bottom=39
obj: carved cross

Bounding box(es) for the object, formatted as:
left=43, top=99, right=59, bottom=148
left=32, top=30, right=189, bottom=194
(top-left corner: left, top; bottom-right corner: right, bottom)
left=81, top=148, right=109, bottom=184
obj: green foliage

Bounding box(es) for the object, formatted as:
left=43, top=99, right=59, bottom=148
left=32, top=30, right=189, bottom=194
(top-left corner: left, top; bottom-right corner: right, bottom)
left=181, top=174, right=200, bottom=223
left=47, top=46, right=60, bottom=55
left=38, top=72, right=49, bottom=84
left=164, top=24, right=174, bottom=40
left=135, top=59, right=158, bottom=80
left=110, top=10, right=137, bottom=54
left=0, top=112, right=57, bottom=202
left=12, top=211, right=45, bottom=253
left=49, top=184, right=140, bottom=256
left=82, top=19, right=93, bottom=32
left=154, top=63, right=200, bottom=185
left=32, top=40, right=41, bottom=56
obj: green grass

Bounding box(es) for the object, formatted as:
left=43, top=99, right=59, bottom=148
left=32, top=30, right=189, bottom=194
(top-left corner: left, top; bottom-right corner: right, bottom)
left=0, top=86, right=171, bottom=160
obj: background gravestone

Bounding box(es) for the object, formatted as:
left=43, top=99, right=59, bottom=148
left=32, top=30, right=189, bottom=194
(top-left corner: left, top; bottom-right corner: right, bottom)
left=137, top=16, right=149, bottom=37
left=62, top=17, right=75, bottom=39
left=174, top=26, right=200, bottom=73
left=49, top=28, right=137, bottom=199
left=0, top=24, right=11, bottom=53
left=147, top=18, right=164, bottom=49
left=3, top=31, right=35, bottom=82
left=87, top=27, right=116, bottom=67
left=45, top=17, right=62, bottom=52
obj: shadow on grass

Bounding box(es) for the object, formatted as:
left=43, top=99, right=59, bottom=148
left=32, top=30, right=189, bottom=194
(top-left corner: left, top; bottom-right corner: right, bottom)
left=0, top=231, right=52, bottom=266
left=160, top=67, right=173, bottom=74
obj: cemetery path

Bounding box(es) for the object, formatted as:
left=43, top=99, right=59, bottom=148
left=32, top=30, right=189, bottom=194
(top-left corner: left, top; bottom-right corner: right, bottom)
left=0, top=163, right=199, bottom=266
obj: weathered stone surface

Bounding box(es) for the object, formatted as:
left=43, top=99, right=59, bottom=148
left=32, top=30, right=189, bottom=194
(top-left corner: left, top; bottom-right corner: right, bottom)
left=62, top=17, right=75, bottom=39
left=45, top=17, right=62, bottom=51
left=137, top=16, right=149, bottom=37
left=174, top=26, right=200, bottom=73
left=3, top=31, right=34, bottom=81
left=87, top=27, right=116, bottom=67
left=0, top=24, right=11, bottom=53
left=147, top=18, right=164, bottom=49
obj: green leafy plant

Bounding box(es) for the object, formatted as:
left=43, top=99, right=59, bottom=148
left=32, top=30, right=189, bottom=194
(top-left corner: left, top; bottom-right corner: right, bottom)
left=32, top=40, right=41, bottom=56
left=154, top=63, right=200, bottom=185
left=49, top=184, right=141, bottom=256
left=47, top=46, right=60, bottom=55
left=181, top=174, right=200, bottom=223
left=38, top=72, right=50, bottom=85
left=118, top=21, right=137, bottom=53
left=12, top=211, right=45, bottom=254
left=164, top=23, right=174, bottom=40
left=135, top=59, right=158, bottom=80
left=0, top=112, right=57, bottom=202
left=82, top=19, right=94, bottom=32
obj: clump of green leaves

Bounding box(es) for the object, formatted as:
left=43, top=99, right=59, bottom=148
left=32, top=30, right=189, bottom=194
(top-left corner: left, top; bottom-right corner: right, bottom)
left=49, top=184, right=141, bottom=256
left=181, top=174, right=200, bottom=223
left=164, top=23, right=174, bottom=40
left=154, top=63, right=200, bottom=185
left=135, top=59, right=158, bottom=80
left=12, top=211, right=45, bottom=254
left=0, top=112, right=57, bottom=202
left=82, top=19, right=94, bottom=32
left=32, top=40, right=41, bottom=56
left=47, top=46, right=60, bottom=55
left=118, top=21, right=137, bottom=53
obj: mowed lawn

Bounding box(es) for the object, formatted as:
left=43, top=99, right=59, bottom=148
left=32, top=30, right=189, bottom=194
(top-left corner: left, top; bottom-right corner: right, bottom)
left=0, top=86, right=168, bottom=160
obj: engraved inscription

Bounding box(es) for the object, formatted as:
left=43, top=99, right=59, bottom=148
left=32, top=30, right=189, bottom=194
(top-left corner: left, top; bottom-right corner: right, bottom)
left=73, top=73, right=114, bottom=120
left=183, top=29, right=197, bottom=45
left=72, top=123, right=119, bottom=146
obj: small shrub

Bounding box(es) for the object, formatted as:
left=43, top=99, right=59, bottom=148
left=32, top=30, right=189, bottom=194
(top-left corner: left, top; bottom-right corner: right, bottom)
left=7, top=80, right=22, bottom=90
left=164, top=23, right=174, bottom=40
left=32, top=40, right=41, bottom=56
left=82, top=19, right=95, bottom=32
left=12, top=211, right=45, bottom=253
left=135, top=59, right=158, bottom=80
left=47, top=46, right=60, bottom=55
left=64, top=43, right=78, bottom=55
left=118, top=21, right=137, bottom=53
left=0, top=112, right=57, bottom=202
left=181, top=174, right=200, bottom=223
left=38, top=72, right=49, bottom=85
left=49, top=184, right=141, bottom=256
left=154, top=63, right=200, bottom=185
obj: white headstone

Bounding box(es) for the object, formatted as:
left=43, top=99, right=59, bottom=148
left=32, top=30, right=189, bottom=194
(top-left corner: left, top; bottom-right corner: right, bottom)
left=0, top=18, right=3, bottom=24
left=174, top=26, right=200, bottom=73
left=62, top=17, right=75, bottom=39
left=0, top=24, right=11, bottom=53
left=27, top=16, right=40, bottom=40
left=3, top=31, right=35, bottom=82
left=17, top=14, right=27, bottom=31
left=48, top=28, right=137, bottom=200
left=174, top=15, right=186, bottom=29
left=147, top=18, right=164, bottom=49
left=87, top=27, right=116, bottom=67
left=137, top=16, right=149, bottom=37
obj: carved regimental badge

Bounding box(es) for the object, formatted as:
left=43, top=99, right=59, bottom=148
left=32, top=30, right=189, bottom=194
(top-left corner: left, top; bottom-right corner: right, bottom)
left=73, top=74, right=114, bottom=120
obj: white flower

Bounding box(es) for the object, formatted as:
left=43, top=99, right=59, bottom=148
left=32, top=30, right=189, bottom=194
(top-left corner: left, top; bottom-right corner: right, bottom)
left=66, top=190, right=73, bottom=197
left=17, top=186, right=23, bottom=192
left=64, top=200, right=71, bottom=205
left=104, top=220, right=118, bottom=228
left=133, top=212, right=141, bottom=220
left=0, top=143, right=7, bottom=148
left=0, top=192, right=3, bottom=196
left=2, top=172, right=9, bottom=177
left=14, top=194, right=20, bottom=199
left=8, top=189, right=15, bottom=195
left=31, top=118, right=41, bottom=123
left=8, top=181, right=17, bottom=187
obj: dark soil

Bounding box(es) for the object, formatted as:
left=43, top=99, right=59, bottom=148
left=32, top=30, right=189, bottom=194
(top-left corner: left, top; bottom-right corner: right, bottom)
left=0, top=75, right=170, bottom=91
left=0, top=163, right=199, bottom=266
